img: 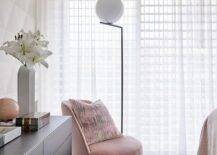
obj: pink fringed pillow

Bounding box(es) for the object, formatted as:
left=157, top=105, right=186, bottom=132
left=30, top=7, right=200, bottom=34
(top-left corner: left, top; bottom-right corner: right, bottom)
left=69, top=99, right=122, bottom=145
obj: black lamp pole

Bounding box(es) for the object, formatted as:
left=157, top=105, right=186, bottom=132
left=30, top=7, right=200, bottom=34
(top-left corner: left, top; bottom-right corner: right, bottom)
left=100, top=22, right=124, bottom=133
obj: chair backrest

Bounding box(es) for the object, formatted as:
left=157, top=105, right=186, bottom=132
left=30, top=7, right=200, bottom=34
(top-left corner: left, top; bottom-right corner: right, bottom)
left=61, top=100, right=90, bottom=155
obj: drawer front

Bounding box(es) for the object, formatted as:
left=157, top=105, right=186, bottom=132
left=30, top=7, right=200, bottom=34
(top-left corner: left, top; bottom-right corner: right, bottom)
left=44, top=118, right=72, bottom=155
left=54, top=135, right=72, bottom=155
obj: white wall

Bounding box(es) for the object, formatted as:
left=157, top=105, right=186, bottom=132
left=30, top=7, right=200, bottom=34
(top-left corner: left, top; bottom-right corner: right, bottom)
left=0, top=0, right=35, bottom=99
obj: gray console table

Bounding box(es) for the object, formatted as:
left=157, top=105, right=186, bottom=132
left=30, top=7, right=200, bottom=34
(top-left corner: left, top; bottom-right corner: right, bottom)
left=0, top=116, right=72, bottom=155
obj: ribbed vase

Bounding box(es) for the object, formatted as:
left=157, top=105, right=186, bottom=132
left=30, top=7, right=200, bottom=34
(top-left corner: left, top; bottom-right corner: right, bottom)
left=18, top=65, right=35, bottom=115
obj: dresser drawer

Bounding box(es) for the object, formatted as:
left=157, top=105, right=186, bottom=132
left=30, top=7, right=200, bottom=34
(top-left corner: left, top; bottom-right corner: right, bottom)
left=54, top=135, right=72, bottom=155
left=44, top=118, right=72, bottom=155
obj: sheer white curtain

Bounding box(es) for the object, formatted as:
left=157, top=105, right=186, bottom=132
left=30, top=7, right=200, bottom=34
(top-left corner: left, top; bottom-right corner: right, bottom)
left=35, top=0, right=138, bottom=129
left=140, top=0, right=217, bottom=154
left=36, top=0, right=217, bottom=154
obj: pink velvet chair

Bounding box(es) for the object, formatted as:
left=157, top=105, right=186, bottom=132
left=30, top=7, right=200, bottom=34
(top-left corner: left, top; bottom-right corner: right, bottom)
left=61, top=100, right=143, bottom=155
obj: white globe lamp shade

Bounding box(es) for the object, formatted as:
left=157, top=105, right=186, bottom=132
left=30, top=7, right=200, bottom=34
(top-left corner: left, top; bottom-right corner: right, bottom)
left=95, top=0, right=124, bottom=24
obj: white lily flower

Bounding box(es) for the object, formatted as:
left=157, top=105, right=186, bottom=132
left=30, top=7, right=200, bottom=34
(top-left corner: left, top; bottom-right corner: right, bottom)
left=0, top=30, right=52, bottom=68
left=0, top=41, right=20, bottom=55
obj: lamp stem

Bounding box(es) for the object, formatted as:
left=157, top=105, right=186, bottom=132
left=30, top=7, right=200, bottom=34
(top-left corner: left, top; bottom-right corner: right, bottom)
left=100, top=22, right=124, bottom=133
left=120, top=26, right=124, bottom=134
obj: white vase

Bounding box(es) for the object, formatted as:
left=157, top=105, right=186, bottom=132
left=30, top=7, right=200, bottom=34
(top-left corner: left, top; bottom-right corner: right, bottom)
left=18, top=65, right=35, bottom=115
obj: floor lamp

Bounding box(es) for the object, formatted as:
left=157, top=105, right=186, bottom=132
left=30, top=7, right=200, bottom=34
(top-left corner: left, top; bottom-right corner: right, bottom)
left=96, top=0, right=124, bottom=133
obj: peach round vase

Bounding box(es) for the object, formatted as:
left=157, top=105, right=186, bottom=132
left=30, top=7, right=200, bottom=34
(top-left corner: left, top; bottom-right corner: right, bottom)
left=0, top=98, right=19, bottom=121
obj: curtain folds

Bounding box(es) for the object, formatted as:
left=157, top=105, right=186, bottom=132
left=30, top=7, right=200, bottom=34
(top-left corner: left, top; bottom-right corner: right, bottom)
left=140, top=0, right=217, bottom=154
left=36, top=0, right=217, bottom=154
